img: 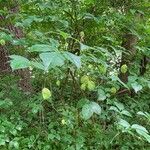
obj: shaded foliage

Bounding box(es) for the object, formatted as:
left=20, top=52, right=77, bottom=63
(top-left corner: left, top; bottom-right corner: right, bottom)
left=0, top=0, right=150, bottom=149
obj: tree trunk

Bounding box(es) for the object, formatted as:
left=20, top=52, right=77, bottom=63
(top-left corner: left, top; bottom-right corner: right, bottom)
left=119, top=32, right=138, bottom=83
left=0, top=1, right=32, bottom=92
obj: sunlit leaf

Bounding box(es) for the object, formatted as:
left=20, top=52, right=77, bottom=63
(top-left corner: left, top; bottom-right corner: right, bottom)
left=90, top=102, right=101, bottom=115
left=131, top=124, right=148, bottom=133
left=97, top=89, right=106, bottom=101
left=136, top=130, right=150, bottom=143
left=28, top=44, right=55, bottom=52
left=63, top=52, right=81, bottom=68
left=118, top=119, right=130, bottom=129
left=114, top=102, right=124, bottom=111
left=81, top=103, right=93, bottom=120
left=131, top=82, right=142, bottom=93
left=39, top=52, right=65, bottom=71
left=81, top=102, right=101, bottom=120
left=10, top=55, right=30, bottom=70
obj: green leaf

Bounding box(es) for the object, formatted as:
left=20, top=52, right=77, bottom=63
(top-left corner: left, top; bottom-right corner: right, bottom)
left=0, top=139, right=5, bottom=146
left=111, top=75, right=129, bottom=89
left=90, top=102, right=101, bottom=115
left=121, top=110, right=132, bottom=117
left=81, top=103, right=93, bottom=120
left=39, top=52, right=65, bottom=71
left=128, top=76, right=137, bottom=83
left=137, top=111, right=147, bottom=117
left=148, top=82, right=150, bottom=88
left=19, top=16, right=43, bottom=27
left=31, top=104, right=42, bottom=114
left=81, top=102, right=101, bottom=120
left=10, top=129, right=17, bottom=136
left=16, top=125, right=22, bottom=131
left=28, top=44, right=55, bottom=52
left=63, top=52, right=81, bottom=68
left=10, top=55, right=30, bottom=70
left=9, top=140, right=19, bottom=149
left=118, top=119, right=130, bottom=129
left=49, top=38, right=59, bottom=49
left=131, top=82, right=142, bottom=93
left=0, top=125, right=5, bottom=132
left=0, top=99, right=13, bottom=109
left=59, top=31, right=70, bottom=39
left=136, top=130, right=150, bottom=143
left=0, top=32, right=12, bottom=41
left=131, top=124, right=148, bottom=133
left=48, top=134, right=55, bottom=140
left=80, top=43, right=90, bottom=51
left=97, top=89, right=106, bottom=101
left=109, top=106, right=120, bottom=112
left=77, top=98, right=89, bottom=109
left=137, top=111, right=150, bottom=121
left=31, top=61, right=45, bottom=70
left=114, top=102, right=124, bottom=111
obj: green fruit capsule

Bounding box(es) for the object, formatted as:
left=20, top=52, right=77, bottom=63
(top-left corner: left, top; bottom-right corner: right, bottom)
left=98, top=65, right=107, bottom=74
left=81, top=75, right=89, bottom=83
left=61, top=119, right=67, bottom=125
left=110, top=87, right=117, bottom=94
left=56, top=80, right=60, bottom=86
left=42, top=88, right=52, bottom=100
left=88, top=64, right=92, bottom=69
left=121, top=64, right=128, bottom=74
left=87, top=81, right=95, bottom=91
left=0, top=39, right=6, bottom=46
left=81, top=83, right=86, bottom=90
